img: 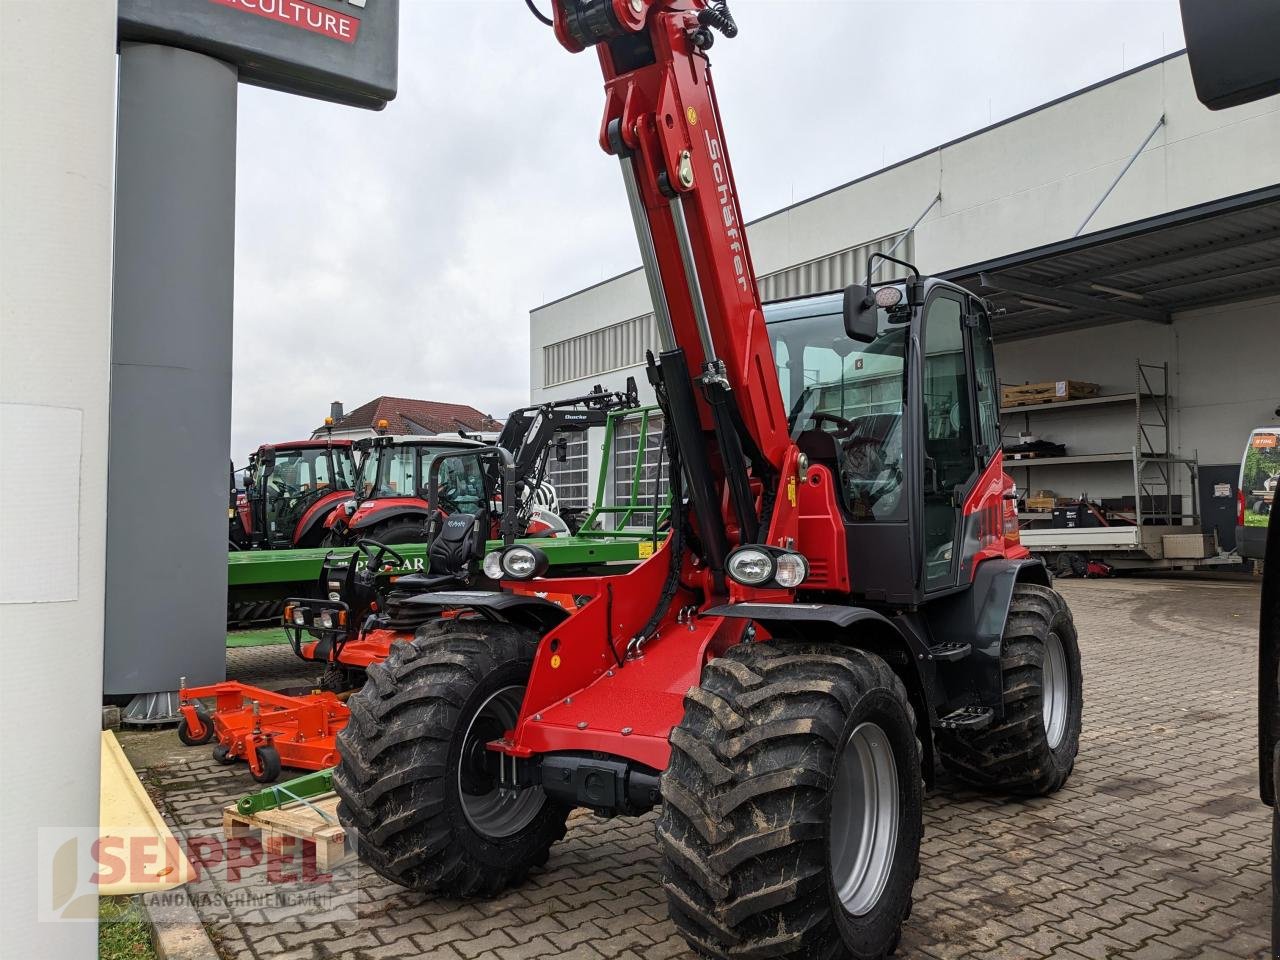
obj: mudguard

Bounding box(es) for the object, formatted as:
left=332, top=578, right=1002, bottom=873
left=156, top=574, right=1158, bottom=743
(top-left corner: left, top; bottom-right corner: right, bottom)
left=400, top=589, right=571, bottom=633
left=293, top=490, right=354, bottom=546
left=924, top=557, right=1050, bottom=713
left=348, top=504, right=433, bottom=532
left=704, top=602, right=921, bottom=651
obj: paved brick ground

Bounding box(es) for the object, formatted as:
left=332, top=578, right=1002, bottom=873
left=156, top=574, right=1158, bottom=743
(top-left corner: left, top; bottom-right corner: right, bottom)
left=123, top=578, right=1271, bottom=959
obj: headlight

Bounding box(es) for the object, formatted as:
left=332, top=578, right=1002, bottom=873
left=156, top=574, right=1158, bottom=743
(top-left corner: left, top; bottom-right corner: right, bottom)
left=482, top=550, right=504, bottom=580
left=726, top=547, right=774, bottom=586
left=726, top=546, right=809, bottom=589
left=500, top=545, right=549, bottom=580
left=291, top=608, right=306, bottom=626
left=773, top=552, right=809, bottom=588
left=343, top=499, right=357, bottom=515
left=317, top=611, right=334, bottom=629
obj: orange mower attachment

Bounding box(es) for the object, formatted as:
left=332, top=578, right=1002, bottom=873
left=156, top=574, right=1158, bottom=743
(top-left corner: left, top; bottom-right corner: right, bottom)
left=178, top=680, right=349, bottom=783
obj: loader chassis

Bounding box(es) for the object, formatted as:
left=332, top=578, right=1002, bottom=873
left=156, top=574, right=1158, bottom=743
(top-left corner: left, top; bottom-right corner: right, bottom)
left=334, top=3, right=1083, bottom=957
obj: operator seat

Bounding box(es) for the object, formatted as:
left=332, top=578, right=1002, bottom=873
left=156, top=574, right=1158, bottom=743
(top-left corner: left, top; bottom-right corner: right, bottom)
left=392, top=511, right=486, bottom=593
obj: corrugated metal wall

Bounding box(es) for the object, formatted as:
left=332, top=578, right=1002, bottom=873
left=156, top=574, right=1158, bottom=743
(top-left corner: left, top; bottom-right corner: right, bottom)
left=757, top=231, right=912, bottom=302
left=542, top=231, right=909, bottom=387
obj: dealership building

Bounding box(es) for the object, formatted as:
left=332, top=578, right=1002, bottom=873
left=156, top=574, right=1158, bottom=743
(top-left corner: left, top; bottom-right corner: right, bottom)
left=531, top=52, right=1279, bottom=560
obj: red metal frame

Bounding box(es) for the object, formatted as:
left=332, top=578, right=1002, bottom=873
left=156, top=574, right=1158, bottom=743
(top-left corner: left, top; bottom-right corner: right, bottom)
left=962, top=451, right=1030, bottom=579
left=179, top=681, right=348, bottom=777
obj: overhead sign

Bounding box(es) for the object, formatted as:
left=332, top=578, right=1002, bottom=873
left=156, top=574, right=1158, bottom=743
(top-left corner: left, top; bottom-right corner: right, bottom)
left=209, top=0, right=363, bottom=44
left=118, top=0, right=398, bottom=109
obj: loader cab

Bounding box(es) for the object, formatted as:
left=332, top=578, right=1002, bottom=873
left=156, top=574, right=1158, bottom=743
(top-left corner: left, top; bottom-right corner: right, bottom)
left=765, top=275, right=1006, bottom=605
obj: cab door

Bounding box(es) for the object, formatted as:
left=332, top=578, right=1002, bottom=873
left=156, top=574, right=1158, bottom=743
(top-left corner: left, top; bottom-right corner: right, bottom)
left=918, top=288, right=979, bottom=593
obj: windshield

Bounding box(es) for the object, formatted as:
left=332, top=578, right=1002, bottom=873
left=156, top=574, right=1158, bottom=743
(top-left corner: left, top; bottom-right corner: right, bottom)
left=362, top=443, right=482, bottom=505
left=767, top=306, right=908, bottom=522
left=269, top=448, right=349, bottom=500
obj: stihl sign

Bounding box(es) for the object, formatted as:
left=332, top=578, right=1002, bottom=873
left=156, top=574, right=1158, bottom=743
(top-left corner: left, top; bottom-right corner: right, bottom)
left=209, top=0, right=363, bottom=44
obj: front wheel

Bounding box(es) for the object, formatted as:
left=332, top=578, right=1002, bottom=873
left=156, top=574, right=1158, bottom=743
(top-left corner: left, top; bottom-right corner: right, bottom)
left=935, top=582, right=1083, bottom=795
left=657, top=642, right=922, bottom=960
left=333, top=620, right=569, bottom=895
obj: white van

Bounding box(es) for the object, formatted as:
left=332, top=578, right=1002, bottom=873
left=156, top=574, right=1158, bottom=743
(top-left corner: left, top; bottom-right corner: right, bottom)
left=1239, top=426, right=1280, bottom=560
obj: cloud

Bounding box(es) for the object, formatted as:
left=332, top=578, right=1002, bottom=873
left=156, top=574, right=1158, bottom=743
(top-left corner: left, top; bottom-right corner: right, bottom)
left=230, top=0, right=1185, bottom=460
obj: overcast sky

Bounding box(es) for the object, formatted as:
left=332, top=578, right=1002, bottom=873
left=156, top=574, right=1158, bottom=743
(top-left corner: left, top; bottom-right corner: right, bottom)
left=229, top=0, right=1187, bottom=459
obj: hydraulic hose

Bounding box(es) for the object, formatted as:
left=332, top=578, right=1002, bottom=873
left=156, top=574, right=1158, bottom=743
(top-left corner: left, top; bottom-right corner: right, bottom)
left=524, top=0, right=554, bottom=27
left=633, top=376, right=687, bottom=648
left=697, top=1, right=737, bottom=38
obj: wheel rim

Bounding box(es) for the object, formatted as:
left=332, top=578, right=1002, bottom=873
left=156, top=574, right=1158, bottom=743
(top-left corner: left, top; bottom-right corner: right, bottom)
left=457, top=684, right=545, bottom=838
left=829, top=721, right=900, bottom=917
left=1042, top=631, right=1069, bottom=750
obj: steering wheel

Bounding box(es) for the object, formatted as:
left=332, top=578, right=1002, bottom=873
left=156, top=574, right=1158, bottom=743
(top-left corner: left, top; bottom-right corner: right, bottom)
left=355, top=538, right=408, bottom=572
left=809, top=411, right=858, bottom=438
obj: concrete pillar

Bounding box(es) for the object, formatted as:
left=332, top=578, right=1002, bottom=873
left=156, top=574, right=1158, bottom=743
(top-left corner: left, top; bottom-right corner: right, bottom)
left=105, top=44, right=238, bottom=704
left=0, top=1, right=116, bottom=954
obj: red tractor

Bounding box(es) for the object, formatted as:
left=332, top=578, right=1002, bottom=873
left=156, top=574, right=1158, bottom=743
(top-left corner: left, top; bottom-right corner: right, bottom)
left=228, top=437, right=358, bottom=550
left=332, top=4, right=1083, bottom=959
left=322, top=433, right=495, bottom=546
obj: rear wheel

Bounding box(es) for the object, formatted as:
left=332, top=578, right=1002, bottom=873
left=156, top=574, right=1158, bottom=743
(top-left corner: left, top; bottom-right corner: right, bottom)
left=935, top=582, right=1082, bottom=795
left=333, top=620, right=569, bottom=895
left=658, top=642, right=922, bottom=960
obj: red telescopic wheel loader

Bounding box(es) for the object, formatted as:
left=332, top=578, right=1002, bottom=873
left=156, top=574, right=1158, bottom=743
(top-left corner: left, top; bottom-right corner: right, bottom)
left=332, top=3, right=1084, bottom=958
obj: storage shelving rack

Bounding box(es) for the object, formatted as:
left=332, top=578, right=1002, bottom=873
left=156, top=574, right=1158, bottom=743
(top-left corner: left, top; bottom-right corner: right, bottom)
left=1001, top=360, right=1204, bottom=566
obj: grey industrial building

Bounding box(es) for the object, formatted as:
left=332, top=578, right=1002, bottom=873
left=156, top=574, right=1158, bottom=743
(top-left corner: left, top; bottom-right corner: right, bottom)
left=530, top=52, right=1280, bottom=563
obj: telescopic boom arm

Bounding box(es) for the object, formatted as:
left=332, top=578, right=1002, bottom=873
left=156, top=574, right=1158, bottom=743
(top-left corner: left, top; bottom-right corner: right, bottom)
left=548, top=0, right=795, bottom=571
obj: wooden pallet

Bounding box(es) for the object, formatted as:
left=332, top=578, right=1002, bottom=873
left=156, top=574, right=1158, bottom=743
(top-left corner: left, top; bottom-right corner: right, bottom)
left=1002, top=380, right=1100, bottom=408
left=222, top=792, right=350, bottom=871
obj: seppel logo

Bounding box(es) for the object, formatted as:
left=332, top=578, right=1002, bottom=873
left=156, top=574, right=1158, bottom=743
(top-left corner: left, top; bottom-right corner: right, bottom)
left=39, top=826, right=357, bottom=924
left=209, top=0, right=366, bottom=44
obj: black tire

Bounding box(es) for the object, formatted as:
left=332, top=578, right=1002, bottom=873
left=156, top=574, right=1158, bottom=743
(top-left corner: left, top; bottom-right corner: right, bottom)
left=1056, top=552, right=1087, bottom=578
left=212, top=743, right=236, bottom=765
left=334, top=620, right=570, bottom=895
left=935, top=582, right=1082, bottom=795
left=658, top=642, right=922, bottom=960
left=361, top=518, right=429, bottom=546
left=251, top=744, right=282, bottom=783
left=178, top=705, right=215, bottom=746
left=320, top=528, right=347, bottom=548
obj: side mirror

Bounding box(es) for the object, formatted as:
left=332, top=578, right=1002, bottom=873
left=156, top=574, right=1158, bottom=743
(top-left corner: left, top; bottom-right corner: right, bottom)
left=842, top=284, right=878, bottom=343
left=1180, top=0, right=1280, bottom=110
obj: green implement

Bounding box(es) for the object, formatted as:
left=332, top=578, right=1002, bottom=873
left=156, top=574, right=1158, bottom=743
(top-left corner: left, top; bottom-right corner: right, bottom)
left=236, top=768, right=335, bottom=817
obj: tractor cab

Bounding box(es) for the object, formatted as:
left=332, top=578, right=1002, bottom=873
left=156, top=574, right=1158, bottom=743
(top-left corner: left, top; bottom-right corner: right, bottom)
left=230, top=439, right=358, bottom=550
left=324, top=434, right=493, bottom=545
left=764, top=262, right=1018, bottom=606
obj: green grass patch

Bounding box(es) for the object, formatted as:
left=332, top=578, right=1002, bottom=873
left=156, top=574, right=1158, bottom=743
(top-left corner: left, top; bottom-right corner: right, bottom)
left=99, top=895, right=157, bottom=960
left=226, top=626, right=291, bottom=648
left=1245, top=511, right=1272, bottom=528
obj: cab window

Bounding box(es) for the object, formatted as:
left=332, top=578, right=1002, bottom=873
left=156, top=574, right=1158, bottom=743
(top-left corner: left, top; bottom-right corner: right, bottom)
left=769, top=308, right=907, bottom=522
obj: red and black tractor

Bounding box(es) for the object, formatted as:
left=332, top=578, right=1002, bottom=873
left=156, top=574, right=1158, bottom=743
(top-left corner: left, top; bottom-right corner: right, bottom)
left=321, top=433, right=494, bottom=546
left=228, top=438, right=358, bottom=551
left=331, top=4, right=1084, bottom=959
